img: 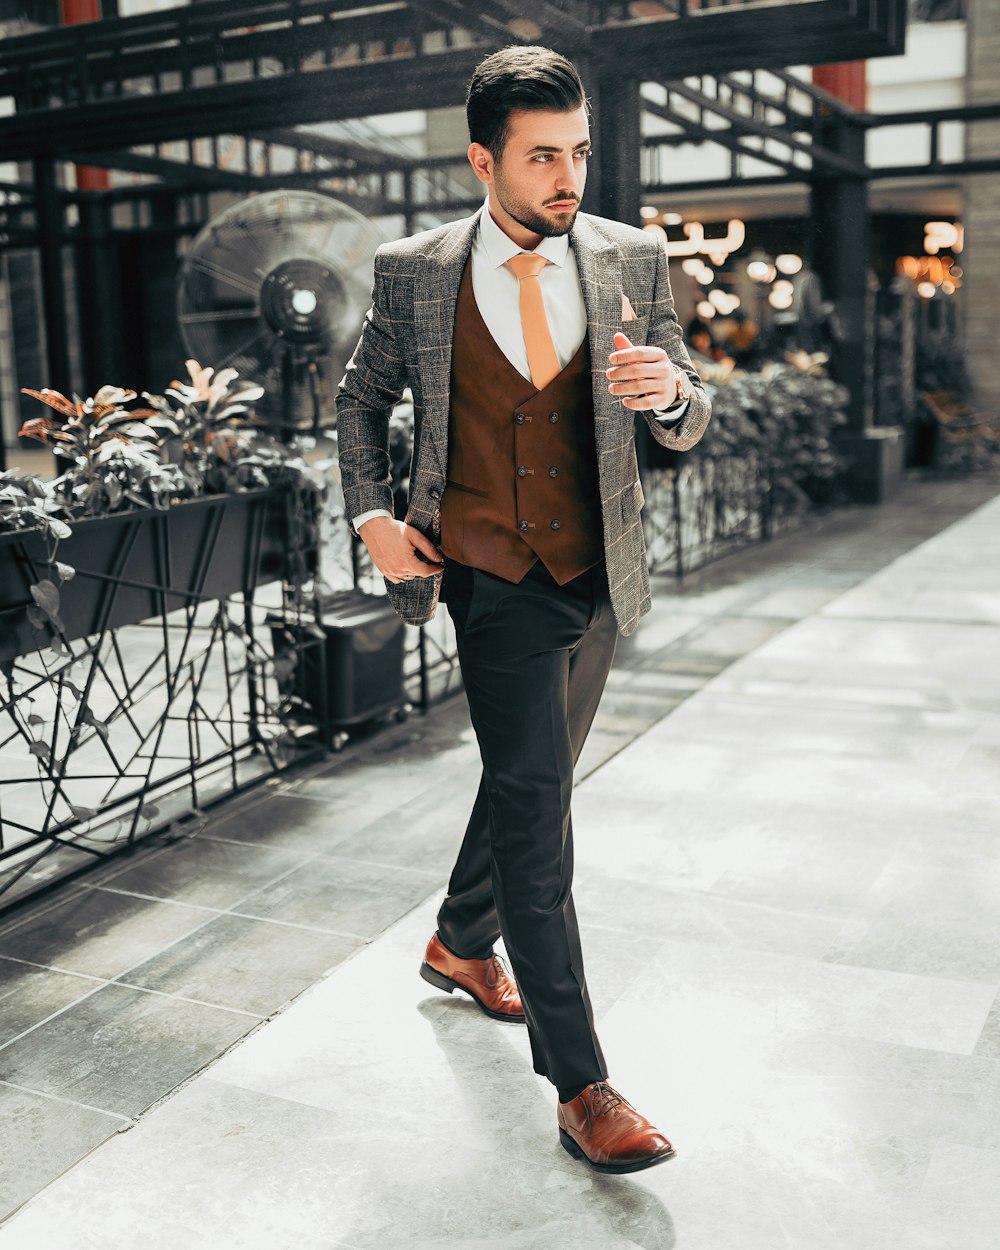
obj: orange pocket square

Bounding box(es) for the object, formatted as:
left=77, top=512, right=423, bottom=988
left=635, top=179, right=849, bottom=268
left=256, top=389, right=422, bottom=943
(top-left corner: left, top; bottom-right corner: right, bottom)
left=622, top=294, right=638, bottom=322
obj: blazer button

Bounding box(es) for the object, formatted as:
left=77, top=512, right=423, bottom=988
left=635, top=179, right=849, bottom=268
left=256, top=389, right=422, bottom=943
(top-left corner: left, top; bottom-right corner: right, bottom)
left=548, top=466, right=559, bottom=478
left=550, top=519, right=561, bottom=531
left=518, top=520, right=530, bottom=532
left=517, top=465, right=528, bottom=478
left=428, top=486, right=441, bottom=500
left=548, top=411, right=559, bottom=423
left=515, top=413, right=526, bottom=425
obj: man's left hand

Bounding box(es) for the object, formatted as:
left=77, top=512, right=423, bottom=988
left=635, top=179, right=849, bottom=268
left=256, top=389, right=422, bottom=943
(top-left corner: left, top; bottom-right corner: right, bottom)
left=607, top=332, right=687, bottom=411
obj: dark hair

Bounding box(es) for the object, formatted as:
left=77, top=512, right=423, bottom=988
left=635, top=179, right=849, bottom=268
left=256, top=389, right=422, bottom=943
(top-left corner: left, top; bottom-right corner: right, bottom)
left=466, top=46, right=587, bottom=157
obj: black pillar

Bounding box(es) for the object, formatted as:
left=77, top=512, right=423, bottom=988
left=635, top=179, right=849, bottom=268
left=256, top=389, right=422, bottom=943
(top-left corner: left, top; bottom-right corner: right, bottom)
left=593, top=72, right=641, bottom=226
left=809, top=116, right=902, bottom=502
left=76, top=195, right=125, bottom=392
left=33, top=158, right=71, bottom=393
left=809, top=116, right=872, bottom=433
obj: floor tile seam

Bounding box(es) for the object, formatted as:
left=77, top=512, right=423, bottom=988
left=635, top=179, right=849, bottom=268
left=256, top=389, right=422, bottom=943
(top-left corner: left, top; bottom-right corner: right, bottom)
left=0, top=971, right=260, bottom=1058
left=92, top=843, right=328, bottom=919
left=817, top=611, right=1000, bottom=629
left=60, top=858, right=331, bottom=986
left=581, top=922, right=1000, bottom=993
left=220, top=906, right=376, bottom=942
left=579, top=882, right=847, bottom=925
left=105, top=977, right=265, bottom=1020
left=0, top=952, right=108, bottom=984
left=0, top=884, right=93, bottom=941
left=579, top=617, right=814, bottom=789
left=0, top=974, right=113, bottom=1053
left=199, top=836, right=446, bottom=881
left=0, top=1078, right=133, bottom=1124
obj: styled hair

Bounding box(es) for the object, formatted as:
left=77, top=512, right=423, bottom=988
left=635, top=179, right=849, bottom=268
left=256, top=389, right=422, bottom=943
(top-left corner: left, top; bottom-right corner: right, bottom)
left=466, top=46, right=587, bottom=157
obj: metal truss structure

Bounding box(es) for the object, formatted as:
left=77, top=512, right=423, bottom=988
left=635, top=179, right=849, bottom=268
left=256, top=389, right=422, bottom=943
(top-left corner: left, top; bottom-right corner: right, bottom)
left=0, top=0, right=907, bottom=167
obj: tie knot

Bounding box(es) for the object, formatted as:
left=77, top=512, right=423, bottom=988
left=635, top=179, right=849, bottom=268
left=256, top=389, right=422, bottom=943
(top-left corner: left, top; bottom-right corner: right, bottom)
left=507, top=252, right=549, bottom=281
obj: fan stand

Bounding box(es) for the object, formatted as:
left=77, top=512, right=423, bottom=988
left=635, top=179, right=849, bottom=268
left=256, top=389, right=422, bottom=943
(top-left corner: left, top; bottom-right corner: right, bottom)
left=262, top=259, right=341, bottom=441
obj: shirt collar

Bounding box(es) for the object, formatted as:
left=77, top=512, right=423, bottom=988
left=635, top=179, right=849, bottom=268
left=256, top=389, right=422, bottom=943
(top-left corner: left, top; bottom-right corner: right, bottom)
left=479, top=199, right=570, bottom=269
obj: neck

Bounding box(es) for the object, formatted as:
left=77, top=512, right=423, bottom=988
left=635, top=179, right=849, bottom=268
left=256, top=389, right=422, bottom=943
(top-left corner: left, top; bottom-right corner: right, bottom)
left=486, top=195, right=542, bottom=251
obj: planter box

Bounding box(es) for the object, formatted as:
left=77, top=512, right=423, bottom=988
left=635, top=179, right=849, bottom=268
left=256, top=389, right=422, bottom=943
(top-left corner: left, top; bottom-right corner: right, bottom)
left=0, top=487, right=315, bottom=662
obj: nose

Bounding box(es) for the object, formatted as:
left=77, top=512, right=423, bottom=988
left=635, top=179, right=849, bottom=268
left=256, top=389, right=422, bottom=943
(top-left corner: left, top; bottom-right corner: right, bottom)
left=554, top=154, right=583, bottom=196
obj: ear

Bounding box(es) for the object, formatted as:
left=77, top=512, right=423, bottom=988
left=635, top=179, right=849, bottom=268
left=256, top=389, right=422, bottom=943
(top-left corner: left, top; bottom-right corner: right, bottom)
left=467, top=142, right=494, bottom=188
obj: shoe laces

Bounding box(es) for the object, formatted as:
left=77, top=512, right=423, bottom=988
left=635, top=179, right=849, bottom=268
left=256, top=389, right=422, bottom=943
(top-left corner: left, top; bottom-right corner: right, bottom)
left=589, top=1082, right=628, bottom=1117
left=485, top=953, right=510, bottom=987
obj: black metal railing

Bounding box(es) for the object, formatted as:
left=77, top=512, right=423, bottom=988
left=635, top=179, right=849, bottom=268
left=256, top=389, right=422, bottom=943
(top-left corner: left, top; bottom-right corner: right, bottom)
left=0, top=485, right=327, bottom=912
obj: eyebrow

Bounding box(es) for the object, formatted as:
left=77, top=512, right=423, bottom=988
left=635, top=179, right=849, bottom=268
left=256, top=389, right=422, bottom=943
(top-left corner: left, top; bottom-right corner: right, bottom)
left=524, top=141, right=592, bottom=154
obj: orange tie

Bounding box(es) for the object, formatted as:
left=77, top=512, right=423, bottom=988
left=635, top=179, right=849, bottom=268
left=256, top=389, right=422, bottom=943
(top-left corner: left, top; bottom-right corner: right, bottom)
left=507, top=252, right=561, bottom=391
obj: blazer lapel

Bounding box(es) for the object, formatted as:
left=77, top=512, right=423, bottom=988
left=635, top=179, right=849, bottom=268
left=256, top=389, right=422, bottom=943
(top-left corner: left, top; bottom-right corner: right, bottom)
left=570, top=214, right=624, bottom=454
left=413, top=210, right=481, bottom=475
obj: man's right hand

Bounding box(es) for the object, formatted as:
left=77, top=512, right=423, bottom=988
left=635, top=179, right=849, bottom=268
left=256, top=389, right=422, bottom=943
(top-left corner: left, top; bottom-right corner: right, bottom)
left=357, top=516, right=444, bottom=584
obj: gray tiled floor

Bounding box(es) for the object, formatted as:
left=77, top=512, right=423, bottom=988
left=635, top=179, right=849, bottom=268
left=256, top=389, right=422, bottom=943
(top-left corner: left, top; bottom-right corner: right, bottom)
left=1, top=472, right=999, bottom=1246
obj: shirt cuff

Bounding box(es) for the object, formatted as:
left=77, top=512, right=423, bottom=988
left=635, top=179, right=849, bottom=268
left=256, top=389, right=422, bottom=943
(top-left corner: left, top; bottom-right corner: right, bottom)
left=353, top=508, right=394, bottom=531
left=651, top=397, right=691, bottom=427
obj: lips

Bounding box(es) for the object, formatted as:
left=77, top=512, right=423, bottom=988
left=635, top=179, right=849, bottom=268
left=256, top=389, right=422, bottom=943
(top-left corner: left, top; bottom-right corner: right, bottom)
left=547, top=201, right=577, bottom=211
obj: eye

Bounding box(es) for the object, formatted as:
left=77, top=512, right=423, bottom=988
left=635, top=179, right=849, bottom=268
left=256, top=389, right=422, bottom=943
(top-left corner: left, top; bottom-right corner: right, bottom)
left=575, top=149, right=592, bottom=160
left=532, top=154, right=553, bottom=163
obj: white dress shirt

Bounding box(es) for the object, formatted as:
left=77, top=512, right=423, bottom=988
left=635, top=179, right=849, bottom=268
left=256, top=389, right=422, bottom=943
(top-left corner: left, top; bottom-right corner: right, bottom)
left=353, top=204, right=689, bottom=531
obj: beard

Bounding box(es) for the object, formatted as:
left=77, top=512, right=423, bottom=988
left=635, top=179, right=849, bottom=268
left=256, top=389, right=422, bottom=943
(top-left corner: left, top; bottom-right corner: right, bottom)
left=492, top=166, right=580, bottom=238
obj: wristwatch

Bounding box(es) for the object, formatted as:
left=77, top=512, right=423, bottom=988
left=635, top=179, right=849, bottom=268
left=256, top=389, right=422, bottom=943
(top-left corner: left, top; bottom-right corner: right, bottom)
left=673, top=367, right=692, bottom=404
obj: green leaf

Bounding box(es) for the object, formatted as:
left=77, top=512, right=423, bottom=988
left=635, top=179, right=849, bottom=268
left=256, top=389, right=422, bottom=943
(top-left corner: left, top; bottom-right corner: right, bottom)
left=28, top=741, right=51, bottom=764
left=53, top=561, right=76, bottom=582
left=26, top=605, right=48, bottom=630
left=140, top=803, right=160, bottom=820
left=69, top=804, right=98, bottom=821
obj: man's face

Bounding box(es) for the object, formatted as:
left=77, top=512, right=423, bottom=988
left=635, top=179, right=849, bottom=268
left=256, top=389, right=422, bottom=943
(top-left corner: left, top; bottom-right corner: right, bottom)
left=470, top=105, right=590, bottom=246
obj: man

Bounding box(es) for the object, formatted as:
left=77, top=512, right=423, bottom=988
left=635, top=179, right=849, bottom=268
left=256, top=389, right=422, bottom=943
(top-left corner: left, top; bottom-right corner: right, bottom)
left=336, top=45, right=711, bottom=1175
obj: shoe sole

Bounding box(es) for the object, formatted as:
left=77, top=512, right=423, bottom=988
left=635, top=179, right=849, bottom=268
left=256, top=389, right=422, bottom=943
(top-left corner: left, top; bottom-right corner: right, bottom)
left=558, top=1127, right=676, bottom=1175
left=419, top=961, right=526, bottom=1024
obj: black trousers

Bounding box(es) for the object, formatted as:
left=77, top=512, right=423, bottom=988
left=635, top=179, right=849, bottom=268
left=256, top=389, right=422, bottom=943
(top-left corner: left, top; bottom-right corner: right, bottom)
left=435, top=554, right=619, bottom=1095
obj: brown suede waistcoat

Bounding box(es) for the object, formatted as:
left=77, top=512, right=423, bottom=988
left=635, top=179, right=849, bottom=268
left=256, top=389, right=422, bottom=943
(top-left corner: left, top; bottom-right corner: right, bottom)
left=439, top=260, right=603, bottom=585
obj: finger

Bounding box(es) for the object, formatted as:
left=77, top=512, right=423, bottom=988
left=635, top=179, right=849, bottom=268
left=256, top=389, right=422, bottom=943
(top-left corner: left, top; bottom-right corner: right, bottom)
left=608, top=346, right=667, bottom=367
left=606, top=363, right=668, bottom=381
left=408, top=529, right=445, bottom=565
left=612, top=332, right=633, bottom=355
left=610, top=384, right=667, bottom=400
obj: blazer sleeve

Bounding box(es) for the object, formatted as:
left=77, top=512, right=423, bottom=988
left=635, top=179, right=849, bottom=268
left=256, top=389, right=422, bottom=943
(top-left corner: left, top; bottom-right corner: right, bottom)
left=336, top=253, right=410, bottom=522
left=641, top=242, right=712, bottom=453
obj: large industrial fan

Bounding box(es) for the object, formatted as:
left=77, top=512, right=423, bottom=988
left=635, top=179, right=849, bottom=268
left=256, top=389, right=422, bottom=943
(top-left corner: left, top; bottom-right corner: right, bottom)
left=176, top=190, right=385, bottom=436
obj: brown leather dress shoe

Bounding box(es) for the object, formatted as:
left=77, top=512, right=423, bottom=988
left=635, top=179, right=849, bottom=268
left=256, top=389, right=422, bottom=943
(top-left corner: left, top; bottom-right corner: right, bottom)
left=557, top=1081, right=676, bottom=1174
left=419, top=933, right=525, bottom=1023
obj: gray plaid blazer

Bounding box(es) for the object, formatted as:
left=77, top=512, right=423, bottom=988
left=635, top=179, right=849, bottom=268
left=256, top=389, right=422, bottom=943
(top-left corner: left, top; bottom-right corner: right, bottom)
left=336, top=208, right=711, bottom=637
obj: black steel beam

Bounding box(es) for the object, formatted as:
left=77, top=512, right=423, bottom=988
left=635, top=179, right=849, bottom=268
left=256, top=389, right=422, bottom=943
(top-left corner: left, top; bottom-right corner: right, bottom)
left=647, top=78, right=865, bottom=176
left=0, top=47, right=486, bottom=162
left=592, top=0, right=907, bottom=76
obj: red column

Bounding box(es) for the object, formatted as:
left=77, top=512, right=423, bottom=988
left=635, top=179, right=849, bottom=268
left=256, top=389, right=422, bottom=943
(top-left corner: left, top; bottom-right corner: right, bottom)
left=60, top=0, right=110, bottom=191
left=812, top=62, right=868, bottom=111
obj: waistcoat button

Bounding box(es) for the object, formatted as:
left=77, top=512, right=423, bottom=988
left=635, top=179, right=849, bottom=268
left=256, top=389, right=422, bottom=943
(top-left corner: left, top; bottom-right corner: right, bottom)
left=518, top=520, right=530, bottom=532
left=517, top=465, right=528, bottom=478
left=550, top=519, right=561, bottom=531
left=548, top=411, right=559, bottom=423
left=515, top=413, right=526, bottom=425
left=548, top=466, right=559, bottom=478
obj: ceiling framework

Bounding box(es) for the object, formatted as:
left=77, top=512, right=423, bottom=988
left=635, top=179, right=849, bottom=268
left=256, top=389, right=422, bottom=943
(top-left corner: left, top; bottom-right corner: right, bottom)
left=0, top=0, right=907, bottom=162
